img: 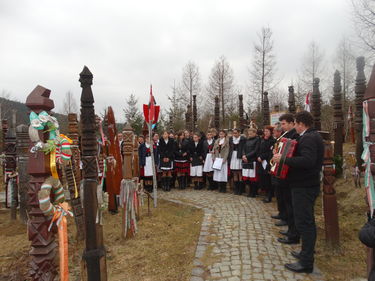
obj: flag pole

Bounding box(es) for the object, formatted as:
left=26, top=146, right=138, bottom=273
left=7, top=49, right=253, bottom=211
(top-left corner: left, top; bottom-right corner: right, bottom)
left=149, top=121, right=158, bottom=208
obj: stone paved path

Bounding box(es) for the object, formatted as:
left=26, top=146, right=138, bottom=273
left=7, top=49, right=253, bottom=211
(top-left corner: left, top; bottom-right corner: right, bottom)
left=160, top=189, right=324, bottom=281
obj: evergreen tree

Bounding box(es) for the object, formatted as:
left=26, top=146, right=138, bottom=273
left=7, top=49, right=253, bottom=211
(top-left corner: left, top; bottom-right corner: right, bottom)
left=123, top=94, right=143, bottom=135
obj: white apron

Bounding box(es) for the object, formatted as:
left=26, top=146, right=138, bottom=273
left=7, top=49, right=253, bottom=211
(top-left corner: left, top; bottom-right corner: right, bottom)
left=144, top=156, right=153, bottom=177
left=213, top=161, right=228, bottom=182
left=230, top=151, right=242, bottom=170
left=203, top=153, right=213, bottom=172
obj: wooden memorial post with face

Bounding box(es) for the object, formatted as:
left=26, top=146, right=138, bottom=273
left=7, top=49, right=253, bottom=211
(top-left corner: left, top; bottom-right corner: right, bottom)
left=66, top=113, right=85, bottom=240
left=214, top=96, right=220, bottom=131
left=16, top=124, right=30, bottom=224
left=355, top=56, right=366, bottom=168
left=106, top=106, right=123, bottom=213
left=311, top=78, right=322, bottom=131
left=239, top=94, right=245, bottom=130
left=263, top=91, right=270, bottom=126
left=288, top=86, right=296, bottom=115
left=193, top=94, right=197, bottom=130
left=5, top=110, right=17, bottom=220
left=321, top=131, right=340, bottom=246
left=79, top=66, right=107, bottom=281
left=26, top=85, right=57, bottom=281
left=333, top=70, right=344, bottom=158
left=362, top=64, right=375, bottom=278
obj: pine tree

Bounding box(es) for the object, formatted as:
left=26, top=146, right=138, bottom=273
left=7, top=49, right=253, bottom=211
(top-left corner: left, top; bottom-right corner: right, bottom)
left=124, top=94, right=143, bottom=135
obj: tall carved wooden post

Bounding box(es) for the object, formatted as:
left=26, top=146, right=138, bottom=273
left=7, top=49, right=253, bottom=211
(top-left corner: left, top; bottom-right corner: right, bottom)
left=321, top=131, right=340, bottom=246
left=311, top=78, right=322, bottom=131
left=5, top=110, right=17, bottom=219
left=193, top=95, right=197, bottom=130
left=16, top=124, right=30, bottom=224
left=239, top=94, right=245, bottom=130
left=288, top=86, right=296, bottom=114
left=333, top=70, right=344, bottom=158
left=355, top=56, right=366, bottom=168
left=133, top=135, right=139, bottom=178
left=2, top=119, right=8, bottom=152
left=79, top=66, right=107, bottom=281
left=26, top=85, right=57, bottom=281
left=186, top=104, right=192, bottom=132
left=214, top=96, right=220, bottom=130
left=263, top=91, right=270, bottom=126
left=66, top=113, right=85, bottom=240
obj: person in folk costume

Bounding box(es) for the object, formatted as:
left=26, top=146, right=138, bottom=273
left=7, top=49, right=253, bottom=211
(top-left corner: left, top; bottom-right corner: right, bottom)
left=203, top=131, right=216, bottom=190
left=258, top=125, right=276, bottom=203
left=242, top=127, right=261, bottom=197
left=152, top=132, right=161, bottom=188
left=168, top=130, right=177, bottom=190
left=159, top=130, right=176, bottom=191
left=139, top=135, right=154, bottom=192
left=210, top=128, right=218, bottom=141
left=184, top=129, right=193, bottom=186
left=270, top=123, right=288, bottom=223
left=228, top=128, right=246, bottom=195
left=213, top=130, right=230, bottom=193
left=274, top=113, right=300, bottom=244
left=174, top=131, right=190, bottom=189
left=189, top=132, right=205, bottom=189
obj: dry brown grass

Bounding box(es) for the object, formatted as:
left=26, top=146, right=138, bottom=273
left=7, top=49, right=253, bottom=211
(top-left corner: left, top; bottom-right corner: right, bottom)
left=0, top=199, right=203, bottom=281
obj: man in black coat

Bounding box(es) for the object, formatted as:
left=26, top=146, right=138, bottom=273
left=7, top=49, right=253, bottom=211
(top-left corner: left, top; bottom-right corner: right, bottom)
left=273, top=111, right=324, bottom=273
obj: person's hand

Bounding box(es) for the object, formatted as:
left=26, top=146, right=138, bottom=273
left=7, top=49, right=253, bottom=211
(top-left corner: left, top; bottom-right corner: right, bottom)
left=257, top=157, right=262, bottom=162
left=183, top=152, right=187, bottom=156
left=163, top=158, right=169, bottom=163
left=272, top=153, right=282, bottom=164
left=190, top=157, right=193, bottom=161
left=242, top=155, right=247, bottom=162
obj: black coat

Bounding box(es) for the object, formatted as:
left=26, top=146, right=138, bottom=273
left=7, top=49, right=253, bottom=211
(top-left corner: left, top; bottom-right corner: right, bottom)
left=138, top=143, right=147, bottom=167
left=242, top=136, right=260, bottom=169
left=228, top=136, right=246, bottom=163
left=189, top=141, right=204, bottom=166
left=259, top=137, right=275, bottom=162
left=284, top=128, right=324, bottom=188
left=159, top=137, right=175, bottom=168
left=202, top=139, right=215, bottom=159
left=175, top=138, right=190, bottom=161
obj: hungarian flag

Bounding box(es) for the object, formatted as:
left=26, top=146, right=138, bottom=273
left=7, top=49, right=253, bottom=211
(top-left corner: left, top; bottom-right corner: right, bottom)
left=143, top=85, right=160, bottom=124
left=304, top=92, right=311, bottom=112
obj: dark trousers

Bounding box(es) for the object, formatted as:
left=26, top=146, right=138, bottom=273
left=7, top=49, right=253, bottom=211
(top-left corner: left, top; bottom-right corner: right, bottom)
left=280, top=180, right=299, bottom=239
left=273, top=179, right=287, bottom=220
left=291, top=187, right=320, bottom=268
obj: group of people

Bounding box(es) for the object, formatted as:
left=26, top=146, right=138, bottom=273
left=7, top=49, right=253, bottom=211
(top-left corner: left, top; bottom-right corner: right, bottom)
left=119, top=110, right=324, bottom=274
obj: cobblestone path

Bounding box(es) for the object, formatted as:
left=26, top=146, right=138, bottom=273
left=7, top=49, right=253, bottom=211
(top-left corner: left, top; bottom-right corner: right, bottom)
left=160, top=189, right=324, bottom=281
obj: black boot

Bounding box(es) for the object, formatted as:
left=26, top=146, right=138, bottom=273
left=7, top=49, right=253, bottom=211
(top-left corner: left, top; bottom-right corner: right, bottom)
left=213, top=181, right=218, bottom=190
left=178, top=176, right=183, bottom=189
left=220, top=182, right=227, bottom=193
left=247, top=182, right=256, bottom=197
left=194, top=181, right=198, bottom=190
left=161, top=177, right=167, bottom=191
left=207, top=177, right=213, bottom=190
left=233, top=181, right=238, bottom=195
left=167, top=177, right=172, bottom=191
left=198, top=181, right=204, bottom=190
left=239, top=181, right=245, bottom=195
left=170, top=176, right=175, bottom=190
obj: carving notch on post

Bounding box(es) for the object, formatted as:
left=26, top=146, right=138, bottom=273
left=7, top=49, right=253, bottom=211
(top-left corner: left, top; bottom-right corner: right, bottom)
left=79, top=66, right=107, bottom=281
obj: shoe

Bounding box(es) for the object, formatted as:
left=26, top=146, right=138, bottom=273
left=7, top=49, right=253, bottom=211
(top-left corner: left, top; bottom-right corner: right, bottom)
left=233, top=182, right=239, bottom=195
left=275, top=220, right=287, bottom=227
left=239, top=182, right=245, bottom=194
left=262, top=198, right=271, bottom=203
left=291, top=250, right=301, bottom=260
left=277, top=237, right=300, bottom=245
left=271, top=214, right=282, bottom=219
left=284, top=262, right=313, bottom=273
left=279, top=230, right=289, bottom=236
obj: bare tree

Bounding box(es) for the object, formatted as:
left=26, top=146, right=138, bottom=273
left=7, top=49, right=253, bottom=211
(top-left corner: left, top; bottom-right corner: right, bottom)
left=207, top=56, right=236, bottom=124
left=352, top=0, right=375, bottom=51
left=0, top=90, right=12, bottom=120
left=62, top=91, right=78, bottom=115
left=249, top=26, right=277, bottom=112
left=268, top=87, right=287, bottom=111
left=180, top=61, right=201, bottom=109
left=167, top=81, right=186, bottom=131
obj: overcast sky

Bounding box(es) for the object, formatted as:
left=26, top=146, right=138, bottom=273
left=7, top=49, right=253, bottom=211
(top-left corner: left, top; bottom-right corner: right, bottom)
left=0, top=0, right=357, bottom=122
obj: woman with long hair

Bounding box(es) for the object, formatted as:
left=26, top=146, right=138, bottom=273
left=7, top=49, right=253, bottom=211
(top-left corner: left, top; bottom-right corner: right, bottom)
left=159, top=130, right=176, bottom=191
left=213, top=130, right=229, bottom=193
left=242, top=128, right=260, bottom=197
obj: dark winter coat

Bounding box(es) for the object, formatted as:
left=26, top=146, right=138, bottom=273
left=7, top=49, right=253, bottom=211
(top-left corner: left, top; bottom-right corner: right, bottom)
left=284, top=128, right=324, bottom=188
left=228, top=136, right=246, bottom=164
left=138, top=143, right=147, bottom=167
left=202, top=139, right=215, bottom=159
left=159, top=137, right=175, bottom=168
left=259, top=137, right=276, bottom=164
left=175, top=138, right=190, bottom=161
left=242, top=136, right=260, bottom=169
left=189, top=140, right=204, bottom=166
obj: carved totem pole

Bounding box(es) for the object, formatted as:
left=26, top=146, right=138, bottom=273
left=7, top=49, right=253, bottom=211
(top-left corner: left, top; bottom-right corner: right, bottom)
left=5, top=110, right=17, bottom=220
left=288, top=86, right=296, bottom=115
left=333, top=70, right=344, bottom=158
left=214, top=96, right=220, bottom=130
left=16, top=124, right=30, bottom=224
left=2, top=119, right=8, bottom=152
left=26, top=85, right=57, bottom=280
left=79, top=66, right=107, bottom=280
left=263, top=91, right=270, bottom=126
left=239, top=94, right=245, bottom=130
left=355, top=56, right=366, bottom=168
left=311, top=78, right=322, bottom=131
left=193, top=94, right=197, bottom=130
left=66, top=113, right=85, bottom=240
left=185, top=104, right=192, bottom=132
left=133, top=134, right=139, bottom=178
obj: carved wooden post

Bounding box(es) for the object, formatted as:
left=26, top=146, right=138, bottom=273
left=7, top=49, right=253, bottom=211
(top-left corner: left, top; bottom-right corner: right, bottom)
left=311, top=78, right=322, bottom=131
left=239, top=94, right=245, bottom=130
left=26, top=85, right=57, bottom=281
left=16, top=124, right=30, bottom=224
left=288, top=86, right=296, bottom=114
left=5, top=110, right=17, bottom=219
left=193, top=95, right=197, bottom=130
left=133, top=135, right=139, bottom=178
left=66, top=113, right=85, bottom=240
left=263, top=91, right=270, bottom=126
left=320, top=131, right=340, bottom=246
left=333, top=70, right=344, bottom=158
left=214, top=96, right=220, bottom=130
left=185, top=104, right=192, bottom=132
left=355, top=56, right=366, bottom=168
left=122, top=124, right=133, bottom=238
left=2, top=119, right=8, bottom=152
left=79, top=66, right=107, bottom=281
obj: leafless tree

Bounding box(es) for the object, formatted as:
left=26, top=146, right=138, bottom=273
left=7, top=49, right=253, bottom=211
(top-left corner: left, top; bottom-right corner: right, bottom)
left=268, top=87, right=288, bottom=111
left=207, top=56, right=236, bottom=124
left=180, top=61, right=201, bottom=110
left=167, top=81, right=186, bottom=131
left=352, top=0, right=375, bottom=52
left=62, top=91, right=78, bottom=115
left=0, top=90, right=12, bottom=120
left=249, top=26, right=277, bottom=111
